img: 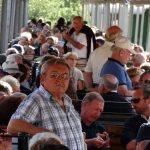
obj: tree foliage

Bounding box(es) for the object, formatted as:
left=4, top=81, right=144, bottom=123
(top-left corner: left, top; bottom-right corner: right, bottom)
left=28, top=0, right=82, bottom=24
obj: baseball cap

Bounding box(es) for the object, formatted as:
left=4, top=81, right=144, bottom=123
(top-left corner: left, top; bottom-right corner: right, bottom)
left=2, top=61, right=22, bottom=74
left=114, top=36, right=136, bottom=54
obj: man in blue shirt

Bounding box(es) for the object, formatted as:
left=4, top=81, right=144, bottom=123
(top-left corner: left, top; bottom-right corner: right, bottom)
left=100, top=36, right=136, bottom=97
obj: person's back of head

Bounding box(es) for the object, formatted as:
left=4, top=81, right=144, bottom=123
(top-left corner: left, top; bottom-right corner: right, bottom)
left=105, top=25, right=122, bottom=42
left=1, top=75, right=20, bottom=93
left=6, top=48, right=19, bottom=56
left=0, top=95, right=23, bottom=125
left=133, top=53, right=146, bottom=67
left=0, top=80, right=12, bottom=96
left=99, top=74, right=119, bottom=94
left=40, top=144, right=70, bottom=150
left=29, top=132, right=63, bottom=150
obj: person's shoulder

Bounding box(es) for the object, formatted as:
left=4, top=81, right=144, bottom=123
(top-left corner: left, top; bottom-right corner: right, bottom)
left=95, top=121, right=106, bottom=131
left=74, top=67, right=82, bottom=73
left=140, top=122, right=150, bottom=128
left=137, top=122, right=150, bottom=142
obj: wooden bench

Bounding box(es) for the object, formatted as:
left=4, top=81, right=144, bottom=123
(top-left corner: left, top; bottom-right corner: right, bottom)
left=103, top=122, right=125, bottom=150
left=99, top=110, right=136, bottom=150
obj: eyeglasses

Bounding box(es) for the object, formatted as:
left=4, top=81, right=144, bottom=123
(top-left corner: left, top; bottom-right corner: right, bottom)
left=144, top=80, right=150, bottom=84
left=131, top=98, right=142, bottom=104
left=49, top=72, right=70, bottom=80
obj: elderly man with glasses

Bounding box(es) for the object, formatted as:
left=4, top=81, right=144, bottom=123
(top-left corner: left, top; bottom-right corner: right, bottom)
left=100, top=36, right=136, bottom=97
left=7, top=57, right=85, bottom=150
left=121, top=86, right=150, bottom=150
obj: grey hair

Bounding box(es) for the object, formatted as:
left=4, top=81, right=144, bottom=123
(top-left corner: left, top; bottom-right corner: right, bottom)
left=82, top=91, right=104, bottom=103
left=41, top=57, right=70, bottom=75
left=99, top=74, right=119, bottom=91
left=133, top=53, right=146, bottom=65
left=111, top=45, right=123, bottom=52
left=0, top=80, right=12, bottom=95
left=29, top=132, right=63, bottom=150
left=1, top=75, right=20, bottom=90
left=63, top=52, right=78, bottom=59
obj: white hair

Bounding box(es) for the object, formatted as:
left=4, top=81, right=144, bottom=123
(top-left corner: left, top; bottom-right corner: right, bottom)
left=29, top=132, right=63, bottom=150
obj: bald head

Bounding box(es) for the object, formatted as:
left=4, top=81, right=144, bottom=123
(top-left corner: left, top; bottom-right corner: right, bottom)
left=73, top=16, right=84, bottom=32
left=105, top=26, right=122, bottom=42
left=99, top=74, right=119, bottom=93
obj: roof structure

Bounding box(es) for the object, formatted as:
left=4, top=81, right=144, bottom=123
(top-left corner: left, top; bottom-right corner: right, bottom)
left=81, top=0, right=150, bottom=4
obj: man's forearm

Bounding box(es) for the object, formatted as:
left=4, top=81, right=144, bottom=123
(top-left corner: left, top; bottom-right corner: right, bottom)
left=84, top=72, right=93, bottom=88
left=66, top=36, right=84, bottom=49
left=7, top=119, right=50, bottom=136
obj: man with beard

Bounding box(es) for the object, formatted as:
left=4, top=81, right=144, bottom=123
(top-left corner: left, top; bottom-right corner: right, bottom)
left=121, top=87, right=150, bottom=150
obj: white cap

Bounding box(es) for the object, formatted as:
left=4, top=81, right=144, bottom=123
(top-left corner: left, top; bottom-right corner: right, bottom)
left=114, top=36, right=136, bottom=54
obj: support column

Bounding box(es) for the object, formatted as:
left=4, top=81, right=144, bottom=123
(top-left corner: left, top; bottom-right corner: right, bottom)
left=103, top=3, right=110, bottom=31
left=146, top=7, right=150, bottom=52
left=118, top=4, right=129, bottom=37
left=0, top=0, right=12, bottom=53
left=23, top=0, right=28, bottom=26
left=9, top=0, right=16, bottom=41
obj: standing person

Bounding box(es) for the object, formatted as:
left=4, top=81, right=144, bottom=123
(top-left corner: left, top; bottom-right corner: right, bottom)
left=7, top=57, right=85, bottom=150
left=80, top=92, right=110, bottom=150
left=100, top=36, right=136, bottom=96
left=121, top=87, right=150, bottom=150
left=84, top=25, right=122, bottom=90
left=63, top=16, right=96, bottom=60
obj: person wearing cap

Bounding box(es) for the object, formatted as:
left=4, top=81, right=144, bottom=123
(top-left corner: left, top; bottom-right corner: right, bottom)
left=84, top=26, right=122, bottom=91
left=121, top=86, right=150, bottom=150
left=100, top=36, right=136, bottom=97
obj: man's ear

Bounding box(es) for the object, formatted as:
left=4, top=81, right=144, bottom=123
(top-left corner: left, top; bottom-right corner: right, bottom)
left=147, top=98, right=150, bottom=105
left=40, top=74, right=44, bottom=83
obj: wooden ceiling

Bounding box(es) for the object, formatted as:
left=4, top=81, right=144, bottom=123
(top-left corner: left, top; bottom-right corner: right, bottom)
left=82, top=0, right=150, bottom=4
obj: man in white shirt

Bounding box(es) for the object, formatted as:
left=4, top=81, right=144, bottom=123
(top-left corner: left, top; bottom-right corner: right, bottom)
left=63, top=16, right=96, bottom=59
left=84, top=26, right=123, bottom=90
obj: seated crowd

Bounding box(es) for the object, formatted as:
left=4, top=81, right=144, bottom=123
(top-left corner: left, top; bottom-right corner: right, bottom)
left=0, top=16, right=150, bottom=150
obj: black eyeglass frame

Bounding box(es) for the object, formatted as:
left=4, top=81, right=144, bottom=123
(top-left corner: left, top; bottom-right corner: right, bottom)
left=131, top=98, right=142, bottom=104
left=131, top=96, right=149, bottom=104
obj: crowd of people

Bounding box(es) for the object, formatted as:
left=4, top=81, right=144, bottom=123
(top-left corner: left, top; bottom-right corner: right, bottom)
left=0, top=15, right=150, bottom=150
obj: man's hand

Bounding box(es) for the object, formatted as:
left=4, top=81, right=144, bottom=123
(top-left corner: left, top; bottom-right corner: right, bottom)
left=85, top=137, right=105, bottom=148
left=98, top=131, right=110, bottom=148
left=62, top=30, right=70, bottom=40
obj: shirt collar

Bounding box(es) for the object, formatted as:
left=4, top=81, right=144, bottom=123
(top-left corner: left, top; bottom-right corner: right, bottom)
left=141, top=114, right=150, bottom=122
left=108, top=58, right=124, bottom=67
